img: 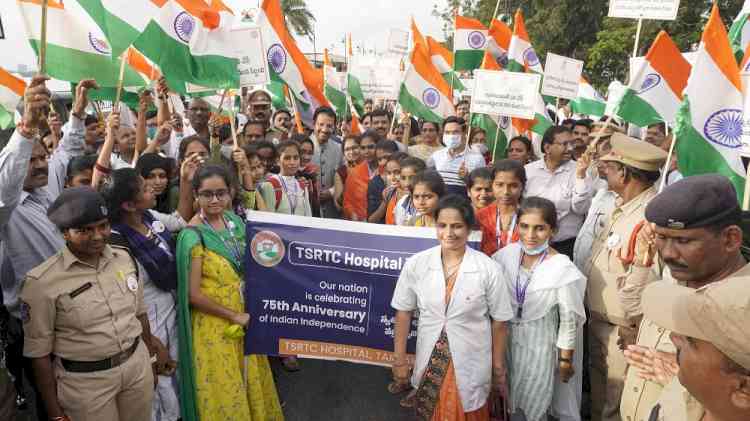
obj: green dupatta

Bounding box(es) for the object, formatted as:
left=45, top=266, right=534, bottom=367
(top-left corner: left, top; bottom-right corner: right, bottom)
left=176, top=211, right=246, bottom=421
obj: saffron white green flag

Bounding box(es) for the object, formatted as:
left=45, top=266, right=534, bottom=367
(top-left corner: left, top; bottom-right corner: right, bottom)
left=615, top=31, right=690, bottom=126
left=487, top=19, right=512, bottom=69
left=134, top=0, right=239, bottom=89
left=346, top=34, right=365, bottom=116
left=570, top=78, right=606, bottom=117
left=399, top=43, right=454, bottom=123
left=324, top=49, right=347, bottom=119
left=454, top=14, right=488, bottom=71
left=426, top=36, right=465, bottom=92
left=76, top=0, right=160, bottom=59
left=17, top=0, right=144, bottom=87
left=507, top=9, right=543, bottom=74
left=0, top=67, right=25, bottom=129
left=471, top=113, right=513, bottom=162
left=675, top=4, right=745, bottom=200
left=729, top=0, right=750, bottom=60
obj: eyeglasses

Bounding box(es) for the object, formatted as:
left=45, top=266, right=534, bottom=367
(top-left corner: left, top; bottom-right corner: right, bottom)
left=553, top=141, right=574, bottom=148
left=197, top=189, right=230, bottom=200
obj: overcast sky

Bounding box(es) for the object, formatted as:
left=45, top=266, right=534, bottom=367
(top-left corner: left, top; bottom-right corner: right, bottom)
left=0, top=0, right=449, bottom=71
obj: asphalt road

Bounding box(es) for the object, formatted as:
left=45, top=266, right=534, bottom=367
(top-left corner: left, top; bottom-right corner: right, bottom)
left=272, top=357, right=414, bottom=421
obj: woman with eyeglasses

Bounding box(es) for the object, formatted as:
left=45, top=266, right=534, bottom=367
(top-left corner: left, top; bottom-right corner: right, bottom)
left=176, top=165, right=283, bottom=421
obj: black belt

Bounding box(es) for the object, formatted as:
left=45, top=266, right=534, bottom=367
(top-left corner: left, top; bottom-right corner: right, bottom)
left=60, top=337, right=140, bottom=373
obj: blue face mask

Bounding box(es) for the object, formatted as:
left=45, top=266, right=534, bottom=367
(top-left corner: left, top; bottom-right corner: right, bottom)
left=147, top=126, right=157, bottom=139
left=521, top=239, right=549, bottom=256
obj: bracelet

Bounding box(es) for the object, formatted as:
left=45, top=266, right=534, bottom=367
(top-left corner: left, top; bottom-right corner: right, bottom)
left=95, top=163, right=112, bottom=174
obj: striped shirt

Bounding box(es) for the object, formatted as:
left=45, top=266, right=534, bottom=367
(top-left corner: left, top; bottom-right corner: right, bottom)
left=427, top=147, right=486, bottom=189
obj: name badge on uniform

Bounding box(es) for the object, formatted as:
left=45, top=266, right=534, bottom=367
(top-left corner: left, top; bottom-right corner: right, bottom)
left=127, top=276, right=138, bottom=292
left=607, top=233, right=621, bottom=250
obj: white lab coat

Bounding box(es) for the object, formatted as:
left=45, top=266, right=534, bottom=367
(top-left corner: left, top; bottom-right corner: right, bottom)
left=391, top=245, right=514, bottom=411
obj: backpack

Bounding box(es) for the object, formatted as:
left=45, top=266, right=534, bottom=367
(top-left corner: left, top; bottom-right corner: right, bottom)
left=266, top=175, right=307, bottom=211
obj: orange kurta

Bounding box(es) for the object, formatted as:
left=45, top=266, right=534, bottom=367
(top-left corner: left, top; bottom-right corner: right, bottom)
left=342, top=161, right=370, bottom=221
left=477, top=204, right=519, bottom=257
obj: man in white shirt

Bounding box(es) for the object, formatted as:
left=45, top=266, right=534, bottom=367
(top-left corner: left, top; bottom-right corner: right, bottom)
left=524, top=125, right=594, bottom=259
left=427, top=116, right=486, bottom=197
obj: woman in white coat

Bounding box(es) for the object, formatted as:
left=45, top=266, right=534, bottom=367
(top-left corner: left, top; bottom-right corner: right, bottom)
left=492, top=196, right=586, bottom=421
left=391, top=194, right=514, bottom=420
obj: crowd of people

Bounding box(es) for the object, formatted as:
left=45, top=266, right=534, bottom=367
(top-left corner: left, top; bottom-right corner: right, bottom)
left=0, top=72, right=747, bottom=421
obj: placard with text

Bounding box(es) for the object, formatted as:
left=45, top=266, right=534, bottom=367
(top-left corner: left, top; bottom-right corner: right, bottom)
left=541, top=53, right=583, bottom=100
left=470, top=70, right=541, bottom=119
left=608, top=0, right=680, bottom=21
left=243, top=212, right=479, bottom=366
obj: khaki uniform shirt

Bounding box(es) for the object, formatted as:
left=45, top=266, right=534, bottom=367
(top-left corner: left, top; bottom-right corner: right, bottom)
left=621, top=269, right=682, bottom=421
left=21, top=245, right=145, bottom=361
left=648, top=378, right=704, bottom=421
left=586, top=186, right=658, bottom=326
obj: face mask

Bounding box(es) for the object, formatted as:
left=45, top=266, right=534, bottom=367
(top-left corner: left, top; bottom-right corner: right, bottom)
left=471, top=143, right=489, bottom=155
left=220, top=144, right=233, bottom=160
left=521, top=239, right=550, bottom=256
left=147, top=126, right=157, bottom=139
left=443, top=134, right=462, bottom=150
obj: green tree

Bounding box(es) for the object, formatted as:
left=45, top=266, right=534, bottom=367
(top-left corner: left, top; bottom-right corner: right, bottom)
left=281, top=0, right=316, bottom=41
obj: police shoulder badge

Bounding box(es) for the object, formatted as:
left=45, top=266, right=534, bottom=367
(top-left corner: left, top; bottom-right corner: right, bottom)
left=20, top=300, right=31, bottom=323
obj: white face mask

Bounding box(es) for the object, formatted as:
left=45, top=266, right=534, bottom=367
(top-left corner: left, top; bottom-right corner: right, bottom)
left=220, top=144, right=233, bottom=160
left=471, top=143, right=489, bottom=155
left=521, top=239, right=550, bottom=256
left=443, top=134, right=462, bottom=150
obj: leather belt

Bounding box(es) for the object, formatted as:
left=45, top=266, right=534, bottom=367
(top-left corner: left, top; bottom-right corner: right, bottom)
left=60, top=337, right=140, bottom=373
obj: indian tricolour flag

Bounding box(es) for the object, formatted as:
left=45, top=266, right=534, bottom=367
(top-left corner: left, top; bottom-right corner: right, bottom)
left=324, top=49, right=347, bottom=118
left=675, top=4, right=746, bottom=200
left=487, top=19, right=512, bottom=69
left=258, top=0, right=328, bottom=115
left=507, top=9, right=543, bottom=74
left=411, top=17, right=427, bottom=49
left=0, top=67, right=25, bottom=130
left=76, top=0, right=162, bottom=59
left=616, top=31, right=690, bottom=127
left=454, top=14, right=488, bottom=71
left=17, top=0, right=144, bottom=87
left=569, top=78, right=606, bottom=117
left=470, top=53, right=513, bottom=161
left=346, top=34, right=366, bottom=117
left=398, top=43, right=454, bottom=123
left=426, top=36, right=465, bottom=91
left=729, top=0, right=750, bottom=60
left=134, top=0, right=239, bottom=89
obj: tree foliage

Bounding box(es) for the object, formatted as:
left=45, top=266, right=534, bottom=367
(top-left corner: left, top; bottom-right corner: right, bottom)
left=281, top=0, right=316, bottom=41
left=433, top=0, right=745, bottom=92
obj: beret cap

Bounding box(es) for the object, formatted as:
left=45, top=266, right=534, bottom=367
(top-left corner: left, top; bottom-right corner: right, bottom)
left=645, top=174, right=740, bottom=229
left=47, top=187, right=108, bottom=230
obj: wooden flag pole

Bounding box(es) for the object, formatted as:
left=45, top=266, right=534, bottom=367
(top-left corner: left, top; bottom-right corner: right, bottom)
left=658, top=123, right=675, bottom=193
left=114, top=53, right=127, bottom=107
left=228, top=92, right=239, bottom=149
left=491, top=120, right=501, bottom=164
left=632, top=18, right=643, bottom=58
left=216, top=89, right=229, bottom=115
left=39, top=0, right=49, bottom=74
left=289, top=91, right=305, bottom=134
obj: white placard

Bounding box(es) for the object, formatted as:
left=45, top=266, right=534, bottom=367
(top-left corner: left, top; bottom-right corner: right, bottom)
left=387, top=29, right=410, bottom=55
left=233, top=27, right=270, bottom=87
left=740, top=72, right=750, bottom=157
left=349, top=56, right=401, bottom=100
left=541, top=53, right=584, bottom=100
left=470, top=70, right=541, bottom=119
left=608, top=0, right=681, bottom=21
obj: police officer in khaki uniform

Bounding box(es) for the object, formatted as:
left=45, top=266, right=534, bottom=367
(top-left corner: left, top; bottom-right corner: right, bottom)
left=642, top=260, right=750, bottom=421
left=583, top=133, right=667, bottom=421
left=619, top=174, right=748, bottom=421
left=20, top=187, right=163, bottom=421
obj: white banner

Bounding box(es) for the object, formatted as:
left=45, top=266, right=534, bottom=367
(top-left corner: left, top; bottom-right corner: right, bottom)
left=349, top=56, right=401, bottom=100
left=541, top=53, right=583, bottom=100
left=233, top=27, right=270, bottom=87
left=387, top=28, right=410, bottom=56
left=470, top=70, right=541, bottom=119
left=608, top=0, right=680, bottom=21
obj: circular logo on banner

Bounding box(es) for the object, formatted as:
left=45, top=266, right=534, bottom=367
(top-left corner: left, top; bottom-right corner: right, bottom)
left=251, top=230, right=285, bottom=268
left=468, top=31, right=486, bottom=49
left=422, top=88, right=440, bottom=109
left=703, top=108, right=743, bottom=149
left=638, top=73, right=662, bottom=94
left=88, top=33, right=111, bottom=55
left=267, top=44, right=287, bottom=74
left=498, top=116, right=511, bottom=130
left=523, top=48, right=539, bottom=67
left=174, top=12, right=196, bottom=44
